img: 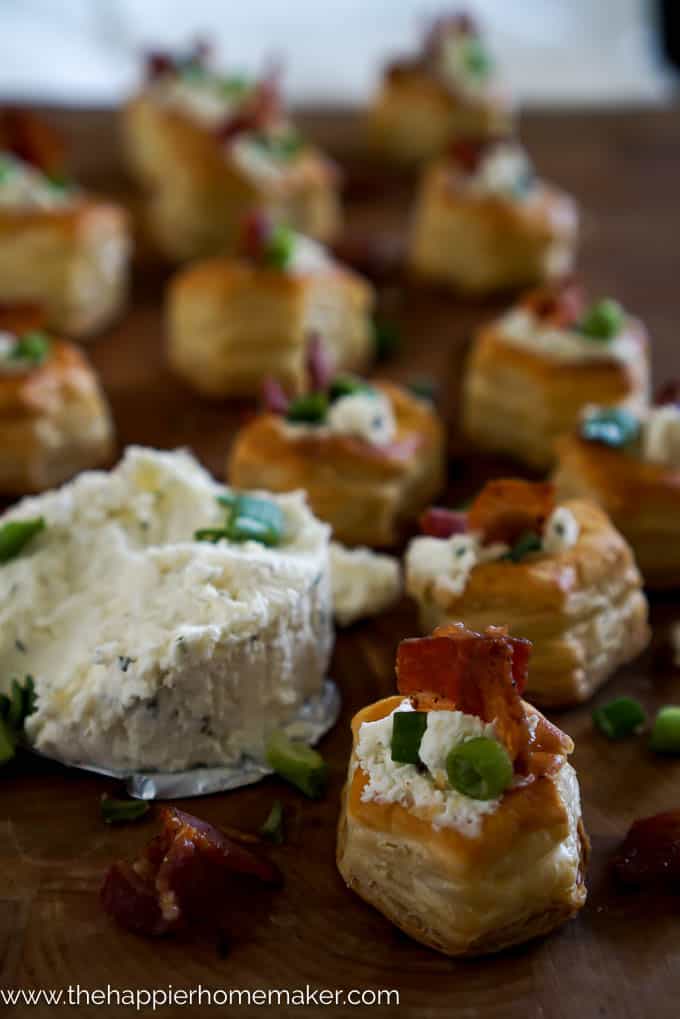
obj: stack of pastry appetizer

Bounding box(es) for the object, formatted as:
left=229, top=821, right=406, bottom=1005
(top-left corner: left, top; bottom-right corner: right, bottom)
left=123, top=43, right=341, bottom=260
left=167, top=214, right=374, bottom=397
left=338, top=623, right=588, bottom=955
left=0, top=111, right=130, bottom=337
left=366, top=14, right=513, bottom=163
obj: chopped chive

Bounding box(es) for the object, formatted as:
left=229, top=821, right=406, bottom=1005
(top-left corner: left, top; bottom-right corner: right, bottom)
left=504, top=531, right=543, bottom=563
left=265, top=730, right=328, bottom=799
left=0, top=517, right=45, bottom=563
left=580, top=408, right=640, bottom=448
left=578, top=298, right=624, bottom=340
left=286, top=392, right=329, bottom=424
left=0, top=719, right=15, bottom=765
left=227, top=494, right=284, bottom=547
left=10, top=331, right=50, bottom=364
left=649, top=706, right=680, bottom=754
left=373, top=319, right=401, bottom=360
left=390, top=711, right=428, bottom=765
left=259, top=800, right=285, bottom=844
left=593, top=697, right=646, bottom=740
left=446, top=737, right=513, bottom=800
left=101, top=797, right=151, bottom=825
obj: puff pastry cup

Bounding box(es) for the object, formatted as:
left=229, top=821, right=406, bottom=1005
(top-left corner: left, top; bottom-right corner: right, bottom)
left=405, top=480, right=650, bottom=706
left=462, top=282, right=650, bottom=470
left=167, top=219, right=375, bottom=398
left=123, top=45, right=340, bottom=261
left=0, top=115, right=130, bottom=338
left=337, top=624, right=588, bottom=956
left=553, top=395, right=680, bottom=589
left=0, top=314, right=114, bottom=494
left=409, top=138, right=577, bottom=295
left=228, top=366, right=445, bottom=547
left=366, top=14, right=513, bottom=164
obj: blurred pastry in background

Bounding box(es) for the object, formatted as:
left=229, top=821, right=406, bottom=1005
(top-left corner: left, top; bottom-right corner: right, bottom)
left=553, top=388, right=680, bottom=589
left=405, top=479, right=650, bottom=706
left=337, top=624, right=588, bottom=955
left=462, top=281, right=649, bottom=470
left=409, top=136, right=577, bottom=295
left=0, top=111, right=130, bottom=339
left=0, top=306, right=114, bottom=494
left=366, top=12, right=513, bottom=164
left=167, top=214, right=374, bottom=398
left=122, top=42, right=341, bottom=261
left=228, top=340, right=444, bottom=547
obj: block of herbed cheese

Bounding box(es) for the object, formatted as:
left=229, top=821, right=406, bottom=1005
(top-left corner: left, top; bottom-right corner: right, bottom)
left=0, top=447, right=333, bottom=772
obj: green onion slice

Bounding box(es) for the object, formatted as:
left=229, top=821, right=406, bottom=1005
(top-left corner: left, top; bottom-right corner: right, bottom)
left=580, top=408, right=640, bottom=448
left=286, top=392, right=329, bottom=424
left=0, top=518, right=45, bottom=563
left=265, top=730, right=328, bottom=799
left=446, top=737, right=513, bottom=800
left=101, top=797, right=151, bottom=825
left=649, top=706, right=680, bottom=754
left=592, top=696, right=646, bottom=740
left=505, top=530, right=543, bottom=563
left=578, top=298, right=624, bottom=340
left=195, top=494, right=284, bottom=548
left=265, top=224, right=296, bottom=269
left=390, top=711, right=428, bottom=765
left=259, top=800, right=285, bottom=844
left=9, top=331, right=50, bottom=364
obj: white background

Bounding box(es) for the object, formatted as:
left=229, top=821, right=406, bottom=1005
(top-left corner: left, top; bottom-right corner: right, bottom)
left=0, top=0, right=673, bottom=107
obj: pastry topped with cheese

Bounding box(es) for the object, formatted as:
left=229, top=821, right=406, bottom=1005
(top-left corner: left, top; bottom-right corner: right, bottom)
left=366, top=12, right=513, bottom=164
left=405, top=479, right=650, bottom=705
left=337, top=623, right=588, bottom=956
left=228, top=338, right=445, bottom=547
left=0, top=110, right=130, bottom=339
left=0, top=310, right=114, bottom=494
left=167, top=215, right=375, bottom=398
left=553, top=389, right=680, bottom=588
left=409, top=136, right=578, bottom=295
left=462, top=280, right=650, bottom=469
left=0, top=447, right=333, bottom=773
left=123, top=43, right=340, bottom=260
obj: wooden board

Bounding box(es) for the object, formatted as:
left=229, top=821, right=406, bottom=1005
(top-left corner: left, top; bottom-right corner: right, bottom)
left=3, top=106, right=680, bottom=1019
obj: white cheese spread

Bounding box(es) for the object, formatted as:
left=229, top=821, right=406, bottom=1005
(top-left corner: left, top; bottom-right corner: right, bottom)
left=330, top=542, right=401, bottom=626
left=642, top=404, right=680, bottom=468
left=326, top=391, right=396, bottom=446
left=498, top=307, right=638, bottom=365
left=467, top=143, right=532, bottom=198
left=0, top=447, right=333, bottom=772
left=355, top=699, right=501, bottom=835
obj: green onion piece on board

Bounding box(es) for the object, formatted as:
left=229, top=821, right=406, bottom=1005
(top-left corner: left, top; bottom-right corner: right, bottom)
left=649, top=706, right=680, bottom=754
left=286, top=392, right=329, bottom=424
left=101, top=797, right=151, bottom=825
left=0, top=517, right=45, bottom=563
left=592, top=697, right=646, bottom=740
left=580, top=408, right=640, bottom=448
left=265, top=730, right=328, bottom=799
left=390, top=711, right=428, bottom=765
left=0, top=718, right=16, bottom=765
left=505, top=531, right=543, bottom=563
left=578, top=298, right=624, bottom=340
left=259, top=800, right=285, bottom=844
left=446, top=737, right=513, bottom=800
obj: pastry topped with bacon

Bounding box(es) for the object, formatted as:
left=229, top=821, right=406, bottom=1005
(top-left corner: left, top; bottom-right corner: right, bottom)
left=228, top=336, right=445, bottom=547
left=167, top=214, right=375, bottom=399
left=405, top=479, right=649, bottom=705
left=408, top=136, right=577, bottom=295
left=553, top=386, right=680, bottom=588
left=0, top=306, right=114, bottom=494
left=0, top=109, right=130, bottom=338
left=366, top=12, right=513, bottom=164
left=462, top=280, right=650, bottom=470
left=123, top=42, right=340, bottom=261
left=336, top=623, right=588, bottom=956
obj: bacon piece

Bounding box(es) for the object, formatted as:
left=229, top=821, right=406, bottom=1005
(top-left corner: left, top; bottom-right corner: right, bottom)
left=262, top=376, right=290, bottom=414
left=419, top=507, right=468, bottom=539
left=101, top=808, right=280, bottom=937
left=521, top=278, right=585, bottom=329
left=0, top=109, right=66, bottom=176
left=396, top=624, right=531, bottom=762
left=654, top=380, right=680, bottom=408
left=306, top=332, right=335, bottom=392
left=613, top=811, right=680, bottom=887
left=467, top=479, right=555, bottom=546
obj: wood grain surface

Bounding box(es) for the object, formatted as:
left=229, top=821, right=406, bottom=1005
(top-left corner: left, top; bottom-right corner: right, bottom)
left=2, top=106, right=680, bottom=1018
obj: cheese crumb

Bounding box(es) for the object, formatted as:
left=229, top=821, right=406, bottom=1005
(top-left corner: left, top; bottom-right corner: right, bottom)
left=330, top=542, right=401, bottom=626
